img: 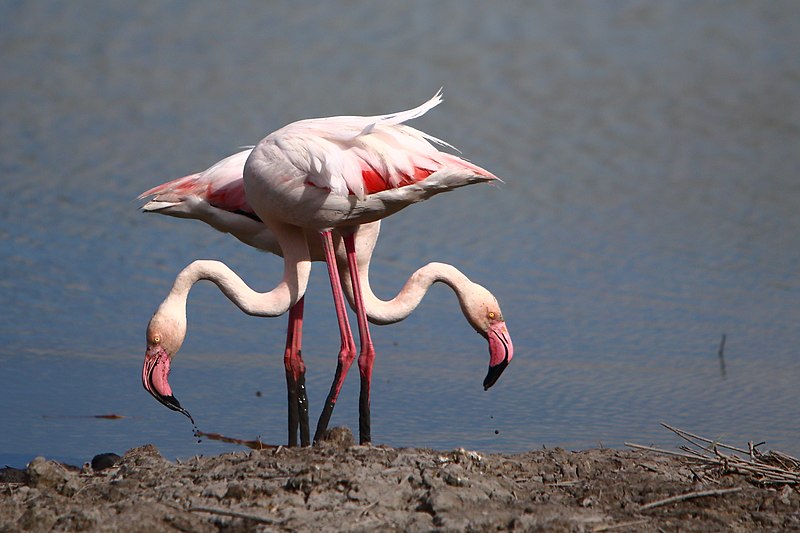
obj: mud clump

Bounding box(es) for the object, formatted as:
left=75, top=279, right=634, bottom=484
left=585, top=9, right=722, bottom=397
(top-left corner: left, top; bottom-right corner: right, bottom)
left=1, top=430, right=798, bottom=531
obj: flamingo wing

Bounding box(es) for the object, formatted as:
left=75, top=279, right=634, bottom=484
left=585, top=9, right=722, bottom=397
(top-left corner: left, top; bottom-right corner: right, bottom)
left=264, top=90, right=498, bottom=199
left=139, top=148, right=256, bottom=216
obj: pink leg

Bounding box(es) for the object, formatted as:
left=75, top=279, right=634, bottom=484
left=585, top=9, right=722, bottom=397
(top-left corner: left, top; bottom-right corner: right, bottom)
left=284, top=297, right=309, bottom=447
left=344, top=233, right=376, bottom=444
left=314, top=230, right=357, bottom=444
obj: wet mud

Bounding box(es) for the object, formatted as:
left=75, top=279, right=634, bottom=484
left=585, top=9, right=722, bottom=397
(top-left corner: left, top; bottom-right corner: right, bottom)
left=1, top=428, right=798, bottom=532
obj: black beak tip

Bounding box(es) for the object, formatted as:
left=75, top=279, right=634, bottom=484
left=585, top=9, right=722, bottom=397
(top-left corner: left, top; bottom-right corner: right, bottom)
left=162, top=394, right=183, bottom=411
left=161, top=394, right=194, bottom=423
left=483, top=359, right=509, bottom=390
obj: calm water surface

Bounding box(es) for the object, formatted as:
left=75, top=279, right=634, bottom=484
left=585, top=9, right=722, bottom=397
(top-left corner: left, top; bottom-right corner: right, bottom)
left=1, top=1, right=798, bottom=467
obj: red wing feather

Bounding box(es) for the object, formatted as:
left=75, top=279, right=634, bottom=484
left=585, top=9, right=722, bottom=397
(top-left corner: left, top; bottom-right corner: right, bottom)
left=360, top=165, right=436, bottom=195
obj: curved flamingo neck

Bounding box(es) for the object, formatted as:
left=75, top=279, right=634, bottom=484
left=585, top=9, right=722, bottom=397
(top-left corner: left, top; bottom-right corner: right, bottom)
left=163, top=258, right=308, bottom=319
left=356, top=261, right=475, bottom=325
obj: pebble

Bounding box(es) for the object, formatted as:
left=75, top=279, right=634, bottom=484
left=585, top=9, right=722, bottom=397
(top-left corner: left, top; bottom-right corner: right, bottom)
left=91, top=453, right=122, bottom=471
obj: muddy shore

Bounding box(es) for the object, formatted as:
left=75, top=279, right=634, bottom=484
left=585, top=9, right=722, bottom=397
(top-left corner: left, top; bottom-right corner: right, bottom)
left=1, top=428, right=798, bottom=532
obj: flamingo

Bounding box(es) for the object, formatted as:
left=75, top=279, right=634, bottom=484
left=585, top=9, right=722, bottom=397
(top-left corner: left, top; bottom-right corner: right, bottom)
left=243, top=89, right=514, bottom=444
left=142, top=91, right=514, bottom=445
left=139, top=148, right=380, bottom=447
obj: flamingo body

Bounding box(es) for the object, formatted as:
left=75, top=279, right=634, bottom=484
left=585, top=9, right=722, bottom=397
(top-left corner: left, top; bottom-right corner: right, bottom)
left=139, top=149, right=380, bottom=262
left=140, top=91, right=513, bottom=446
left=243, top=90, right=497, bottom=231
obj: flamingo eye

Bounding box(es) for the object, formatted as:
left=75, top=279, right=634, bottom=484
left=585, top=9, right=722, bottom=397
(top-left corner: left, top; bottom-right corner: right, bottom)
left=153, top=335, right=161, bottom=344
left=487, top=312, right=496, bottom=320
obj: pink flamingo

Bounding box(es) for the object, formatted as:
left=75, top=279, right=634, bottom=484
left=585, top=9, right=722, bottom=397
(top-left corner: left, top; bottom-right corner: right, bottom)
left=140, top=148, right=379, bottom=447
left=142, top=91, right=514, bottom=445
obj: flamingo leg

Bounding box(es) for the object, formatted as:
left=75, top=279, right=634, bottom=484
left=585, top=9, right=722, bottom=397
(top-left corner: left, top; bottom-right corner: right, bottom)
left=284, top=297, right=309, bottom=447
left=314, top=230, right=357, bottom=444
left=343, top=233, right=376, bottom=444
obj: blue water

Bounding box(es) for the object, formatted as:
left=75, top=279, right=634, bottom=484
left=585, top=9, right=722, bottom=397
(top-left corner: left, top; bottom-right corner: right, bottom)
left=1, top=1, right=798, bottom=468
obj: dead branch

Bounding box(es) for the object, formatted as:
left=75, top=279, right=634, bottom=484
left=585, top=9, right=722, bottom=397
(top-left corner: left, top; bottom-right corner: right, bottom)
left=188, top=505, right=278, bottom=525
left=638, top=487, right=742, bottom=511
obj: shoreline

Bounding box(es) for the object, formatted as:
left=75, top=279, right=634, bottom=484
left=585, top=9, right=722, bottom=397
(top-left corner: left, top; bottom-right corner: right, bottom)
left=2, top=428, right=798, bottom=531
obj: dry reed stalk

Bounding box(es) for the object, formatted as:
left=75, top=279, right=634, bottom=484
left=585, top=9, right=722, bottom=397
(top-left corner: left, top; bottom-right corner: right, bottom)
left=625, top=424, right=800, bottom=487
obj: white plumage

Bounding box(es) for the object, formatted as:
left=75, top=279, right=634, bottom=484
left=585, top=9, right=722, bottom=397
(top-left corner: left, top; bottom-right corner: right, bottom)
left=251, top=89, right=495, bottom=200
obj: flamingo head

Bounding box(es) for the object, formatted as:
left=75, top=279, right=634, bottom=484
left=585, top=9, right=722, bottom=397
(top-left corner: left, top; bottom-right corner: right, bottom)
left=460, top=283, right=514, bottom=390
left=142, top=304, right=193, bottom=422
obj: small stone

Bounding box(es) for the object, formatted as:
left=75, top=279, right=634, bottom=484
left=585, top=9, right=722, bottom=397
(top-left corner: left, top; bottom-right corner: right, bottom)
left=202, top=482, right=228, bottom=499
left=224, top=483, right=247, bottom=499
left=318, top=426, right=355, bottom=449
left=559, top=463, right=578, bottom=480
left=91, top=453, right=122, bottom=471
left=27, top=457, right=81, bottom=497
left=28, top=457, right=68, bottom=489
left=444, top=472, right=466, bottom=487
left=780, top=485, right=793, bottom=506
left=0, top=466, right=29, bottom=484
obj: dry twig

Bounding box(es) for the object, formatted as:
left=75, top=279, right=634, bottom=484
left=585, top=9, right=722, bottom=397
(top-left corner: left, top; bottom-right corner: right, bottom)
left=638, top=487, right=742, bottom=511
left=593, top=519, right=650, bottom=532
left=188, top=505, right=279, bottom=525
left=661, top=423, right=750, bottom=455
left=626, top=424, right=800, bottom=487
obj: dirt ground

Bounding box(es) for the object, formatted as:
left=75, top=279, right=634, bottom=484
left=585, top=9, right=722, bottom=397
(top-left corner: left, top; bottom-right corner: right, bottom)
left=1, top=428, right=798, bottom=532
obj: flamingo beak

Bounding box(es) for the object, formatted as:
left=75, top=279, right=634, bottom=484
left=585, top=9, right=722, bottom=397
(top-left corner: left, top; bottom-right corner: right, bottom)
left=142, top=345, right=193, bottom=422
left=483, top=321, right=513, bottom=390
